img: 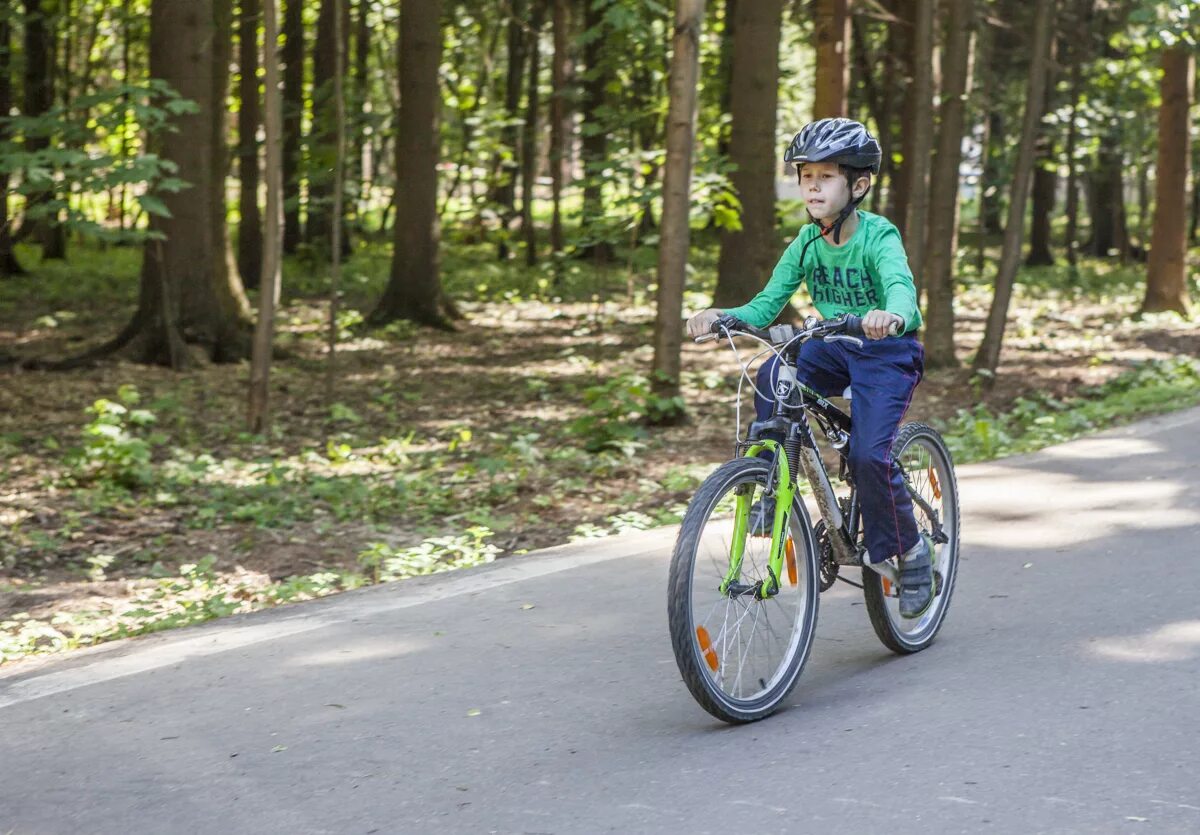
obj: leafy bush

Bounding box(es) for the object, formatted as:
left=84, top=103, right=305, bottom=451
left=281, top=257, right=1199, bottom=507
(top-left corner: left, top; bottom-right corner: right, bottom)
left=71, top=385, right=161, bottom=488
left=569, top=372, right=686, bottom=453
left=357, top=526, right=500, bottom=583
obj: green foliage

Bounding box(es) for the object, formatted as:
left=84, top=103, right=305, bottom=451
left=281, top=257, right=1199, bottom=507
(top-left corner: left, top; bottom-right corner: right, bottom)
left=568, top=371, right=686, bottom=453
left=941, top=358, right=1200, bottom=463
left=0, top=80, right=197, bottom=244
left=357, top=527, right=500, bottom=583
left=71, top=385, right=161, bottom=489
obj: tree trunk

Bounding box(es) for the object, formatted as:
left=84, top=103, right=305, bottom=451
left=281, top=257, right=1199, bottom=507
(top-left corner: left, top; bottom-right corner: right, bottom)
left=652, top=0, right=704, bottom=404
left=1088, top=134, right=1127, bottom=258
left=351, top=0, right=369, bottom=224
left=370, top=0, right=451, bottom=327
left=1025, top=140, right=1057, bottom=266
left=325, top=0, right=346, bottom=400
left=521, top=0, right=546, bottom=266
left=1142, top=47, right=1193, bottom=315
left=715, top=0, right=735, bottom=158
left=238, top=0, right=264, bottom=290
left=712, top=0, right=783, bottom=308
left=1063, top=60, right=1082, bottom=267
left=494, top=0, right=528, bottom=236
left=577, top=0, right=614, bottom=263
left=250, top=0, right=284, bottom=432
left=549, top=0, right=567, bottom=254
left=0, top=7, right=23, bottom=276
left=923, top=0, right=975, bottom=369
left=974, top=0, right=1054, bottom=374
left=904, top=0, right=934, bottom=287
left=980, top=110, right=1003, bottom=234
left=22, top=0, right=64, bottom=259
left=812, top=0, right=849, bottom=118
left=281, top=0, right=304, bottom=252
left=307, top=0, right=350, bottom=252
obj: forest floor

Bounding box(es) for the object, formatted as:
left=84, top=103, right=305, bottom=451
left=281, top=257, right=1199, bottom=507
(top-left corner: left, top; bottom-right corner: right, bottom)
left=2, top=234, right=1198, bottom=664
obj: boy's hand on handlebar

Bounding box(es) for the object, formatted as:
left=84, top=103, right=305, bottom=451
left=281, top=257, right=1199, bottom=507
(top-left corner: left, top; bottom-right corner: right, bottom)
left=862, top=310, right=904, bottom=340
left=687, top=308, right=723, bottom=340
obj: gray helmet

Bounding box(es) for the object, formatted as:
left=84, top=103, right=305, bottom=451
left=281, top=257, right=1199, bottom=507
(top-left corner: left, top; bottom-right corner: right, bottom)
left=784, top=117, right=882, bottom=174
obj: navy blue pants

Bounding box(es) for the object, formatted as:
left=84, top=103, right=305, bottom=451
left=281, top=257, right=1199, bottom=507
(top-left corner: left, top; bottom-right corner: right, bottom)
left=755, top=335, right=925, bottom=563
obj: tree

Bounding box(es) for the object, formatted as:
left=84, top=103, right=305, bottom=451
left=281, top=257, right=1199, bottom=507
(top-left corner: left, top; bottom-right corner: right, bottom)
left=370, top=0, right=453, bottom=327
left=22, top=0, right=66, bottom=259
left=238, top=0, right=264, bottom=290
left=307, top=0, right=350, bottom=252
left=974, top=0, right=1056, bottom=375
left=577, top=0, right=614, bottom=263
left=281, top=0, right=304, bottom=252
left=1141, top=45, right=1193, bottom=314
left=923, top=0, right=975, bottom=369
left=813, top=0, right=849, bottom=118
left=1026, top=40, right=1060, bottom=267
left=494, top=0, right=529, bottom=255
left=903, top=0, right=934, bottom=286
left=712, top=0, right=784, bottom=308
left=549, top=0, right=568, bottom=254
left=521, top=0, right=547, bottom=266
left=250, top=0, right=284, bottom=431
left=652, top=0, right=704, bottom=403
left=106, top=0, right=252, bottom=367
left=0, top=3, right=23, bottom=276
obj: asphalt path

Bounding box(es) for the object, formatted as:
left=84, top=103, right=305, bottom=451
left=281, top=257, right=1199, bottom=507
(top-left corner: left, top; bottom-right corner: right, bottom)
left=2, top=408, right=1199, bottom=835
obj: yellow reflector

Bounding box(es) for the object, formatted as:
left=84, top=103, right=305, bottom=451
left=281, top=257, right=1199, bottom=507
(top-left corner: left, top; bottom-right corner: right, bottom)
left=696, top=626, right=719, bottom=672
left=785, top=538, right=798, bottom=586
left=929, top=466, right=941, bottom=499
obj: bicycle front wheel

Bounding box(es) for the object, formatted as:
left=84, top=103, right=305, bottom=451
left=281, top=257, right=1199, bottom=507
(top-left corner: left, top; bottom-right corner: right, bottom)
left=667, top=457, right=819, bottom=723
left=863, top=421, right=961, bottom=654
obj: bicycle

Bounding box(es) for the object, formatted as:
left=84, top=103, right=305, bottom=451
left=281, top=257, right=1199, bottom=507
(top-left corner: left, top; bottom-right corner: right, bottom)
left=667, top=313, right=960, bottom=723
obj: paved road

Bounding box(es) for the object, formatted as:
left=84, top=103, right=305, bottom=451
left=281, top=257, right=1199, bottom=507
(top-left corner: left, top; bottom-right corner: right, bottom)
left=3, top=408, right=1200, bottom=835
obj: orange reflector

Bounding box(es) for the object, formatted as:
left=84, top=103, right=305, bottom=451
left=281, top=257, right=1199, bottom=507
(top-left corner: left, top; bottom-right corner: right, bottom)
left=882, top=577, right=893, bottom=597
left=929, top=466, right=941, bottom=500
left=785, top=538, right=798, bottom=586
left=696, top=626, right=719, bottom=672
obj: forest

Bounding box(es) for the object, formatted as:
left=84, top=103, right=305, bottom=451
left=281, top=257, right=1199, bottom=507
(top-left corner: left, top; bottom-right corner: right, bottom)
left=0, top=0, right=1197, bottom=662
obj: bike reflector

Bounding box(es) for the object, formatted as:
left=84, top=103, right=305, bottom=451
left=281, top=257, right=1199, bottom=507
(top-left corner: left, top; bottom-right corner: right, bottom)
left=696, top=626, right=719, bottom=672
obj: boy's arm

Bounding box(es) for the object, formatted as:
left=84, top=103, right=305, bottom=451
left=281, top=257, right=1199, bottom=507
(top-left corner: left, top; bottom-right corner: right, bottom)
left=720, top=233, right=808, bottom=329
left=871, top=224, right=922, bottom=332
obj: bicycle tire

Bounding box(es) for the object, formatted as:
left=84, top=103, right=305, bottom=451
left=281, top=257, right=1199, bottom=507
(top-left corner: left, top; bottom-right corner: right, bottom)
left=862, top=422, right=961, bottom=654
left=667, top=457, right=820, bottom=723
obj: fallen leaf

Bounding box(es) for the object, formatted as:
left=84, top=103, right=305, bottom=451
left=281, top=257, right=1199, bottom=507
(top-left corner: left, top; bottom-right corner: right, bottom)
left=520, top=603, right=535, bottom=610
left=272, top=745, right=288, bottom=753
left=466, top=708, right=481, bottom=717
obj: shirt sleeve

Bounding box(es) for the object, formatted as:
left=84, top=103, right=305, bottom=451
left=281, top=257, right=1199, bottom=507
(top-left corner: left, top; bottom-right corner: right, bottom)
left=719, top=231, right=809, bottom=329
left=870, top=223, right=922, bottom=332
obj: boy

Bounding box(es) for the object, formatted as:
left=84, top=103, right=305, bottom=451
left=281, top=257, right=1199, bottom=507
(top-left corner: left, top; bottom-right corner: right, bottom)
left=686, top=117, right=933, bottom=619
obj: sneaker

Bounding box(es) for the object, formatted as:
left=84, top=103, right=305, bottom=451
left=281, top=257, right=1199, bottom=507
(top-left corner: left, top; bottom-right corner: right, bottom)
left=898, top=534, right=934, bottom=619
left=748, top=496, right=776, bottom=537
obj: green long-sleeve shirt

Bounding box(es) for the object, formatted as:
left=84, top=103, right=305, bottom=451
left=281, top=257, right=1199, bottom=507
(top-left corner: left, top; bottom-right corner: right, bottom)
left=722, top=211, right=923, bottom=332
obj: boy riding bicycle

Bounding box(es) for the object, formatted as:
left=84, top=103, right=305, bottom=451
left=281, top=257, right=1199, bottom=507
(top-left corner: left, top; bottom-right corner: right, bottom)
left=686, top=117, right=933, bottom=619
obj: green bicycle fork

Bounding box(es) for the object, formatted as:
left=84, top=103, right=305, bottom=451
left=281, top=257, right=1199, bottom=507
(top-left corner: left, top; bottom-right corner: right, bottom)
left=720, top=440, right=796, bottom=600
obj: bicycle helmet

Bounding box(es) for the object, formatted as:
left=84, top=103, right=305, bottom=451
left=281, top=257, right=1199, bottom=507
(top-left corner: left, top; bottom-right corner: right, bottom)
left=785, top=118, right=882, bottom=244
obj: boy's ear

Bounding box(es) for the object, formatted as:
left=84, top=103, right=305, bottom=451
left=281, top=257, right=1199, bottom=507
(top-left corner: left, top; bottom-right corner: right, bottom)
left=853, top=176, right=870, bottom=199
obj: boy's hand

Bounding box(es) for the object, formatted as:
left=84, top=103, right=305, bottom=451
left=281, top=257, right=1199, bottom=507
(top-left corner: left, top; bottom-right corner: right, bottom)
left=862, top=310, right=904, bottom=340
left=687, top=308, right=723, bottom=340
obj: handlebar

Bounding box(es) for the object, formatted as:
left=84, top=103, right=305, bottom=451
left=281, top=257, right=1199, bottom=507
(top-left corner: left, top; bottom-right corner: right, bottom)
left=696, top=313, right=899, bottom=346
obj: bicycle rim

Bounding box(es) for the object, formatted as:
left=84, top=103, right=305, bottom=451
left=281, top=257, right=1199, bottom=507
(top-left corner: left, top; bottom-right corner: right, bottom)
left=669, top=458, right=819, bottom=722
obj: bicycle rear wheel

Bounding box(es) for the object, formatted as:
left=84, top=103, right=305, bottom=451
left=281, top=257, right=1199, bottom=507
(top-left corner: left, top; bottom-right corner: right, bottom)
left=667, top=457, right=819, bottom=723
left=862, top=422, right=961, bottom=654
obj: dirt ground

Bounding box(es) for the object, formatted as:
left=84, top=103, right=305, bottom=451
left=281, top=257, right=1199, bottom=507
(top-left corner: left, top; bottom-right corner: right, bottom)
left=2, top=266, right=1197, bottom=648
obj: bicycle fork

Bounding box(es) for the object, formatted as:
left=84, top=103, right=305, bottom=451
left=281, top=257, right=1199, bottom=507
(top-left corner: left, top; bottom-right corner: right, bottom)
left=721, top=439, right=796, bottom=601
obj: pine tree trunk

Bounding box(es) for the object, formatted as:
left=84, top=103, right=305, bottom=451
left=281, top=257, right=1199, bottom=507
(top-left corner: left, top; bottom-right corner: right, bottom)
left=980, top=110, right=1003, bottom=234
left=974, top=0, right=1054, bottom=374
left=1142, top=47, right=1193, bottom=314
left=307, top=0, right=349, bottom=251
left=812, top=0, right=849, bottom=118
left=249, top=0, right=284, bottom=431
left=351, top=0, right=369, bottom=224
left=549, top=0, right=567, bottom=254
left=1088, top=135, right=1127, bottom=258
left=22, top=0, right=62, bottom=258
left=715, top=0, right=735, bottom=159
left=923, top=0, right=975, bottom=369
left=1026, top=144, right=1057, bottom=265
left=1063, top=60, right=1082, bottom=267
left=281, top=0, right=304, bottom=252
left=238, top=0, right=264, bottom=290
left=652, top=0, right=704, bottom=404
left=494, top=0, right=528, bottom=233
left=0, top=7, right=23, bottom=276
left=576, top=0, right=613, bottom=263
left=521, top=0, right=546, bottom=267
left=712, top=0, right=784, bottom=309
left=370, top=0, right=450, bottom=327
left=904, top=0, right=934, bottom=287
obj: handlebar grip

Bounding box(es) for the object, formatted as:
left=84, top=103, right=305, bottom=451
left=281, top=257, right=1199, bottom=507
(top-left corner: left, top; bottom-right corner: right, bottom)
left=839, top=314, right=901, bottom=338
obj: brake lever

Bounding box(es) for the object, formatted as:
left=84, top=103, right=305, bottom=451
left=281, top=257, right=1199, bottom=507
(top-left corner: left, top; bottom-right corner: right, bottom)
left=825, top=334, right=865, bottom=348
left=694, top=333, right=719, bottom=343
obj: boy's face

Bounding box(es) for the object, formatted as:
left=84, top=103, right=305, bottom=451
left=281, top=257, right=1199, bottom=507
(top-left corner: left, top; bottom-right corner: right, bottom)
left=798, top=162, right=867, bottom=221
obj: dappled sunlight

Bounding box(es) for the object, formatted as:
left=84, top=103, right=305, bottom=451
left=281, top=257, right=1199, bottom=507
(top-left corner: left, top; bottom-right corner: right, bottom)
left=1038, top=435, right=1165, bottom=461
left=960, top=466, right=1196, bottom=548
left=1089, top=620, right=1200, bottom=663
left=286, top=638, right=426, bottom=668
